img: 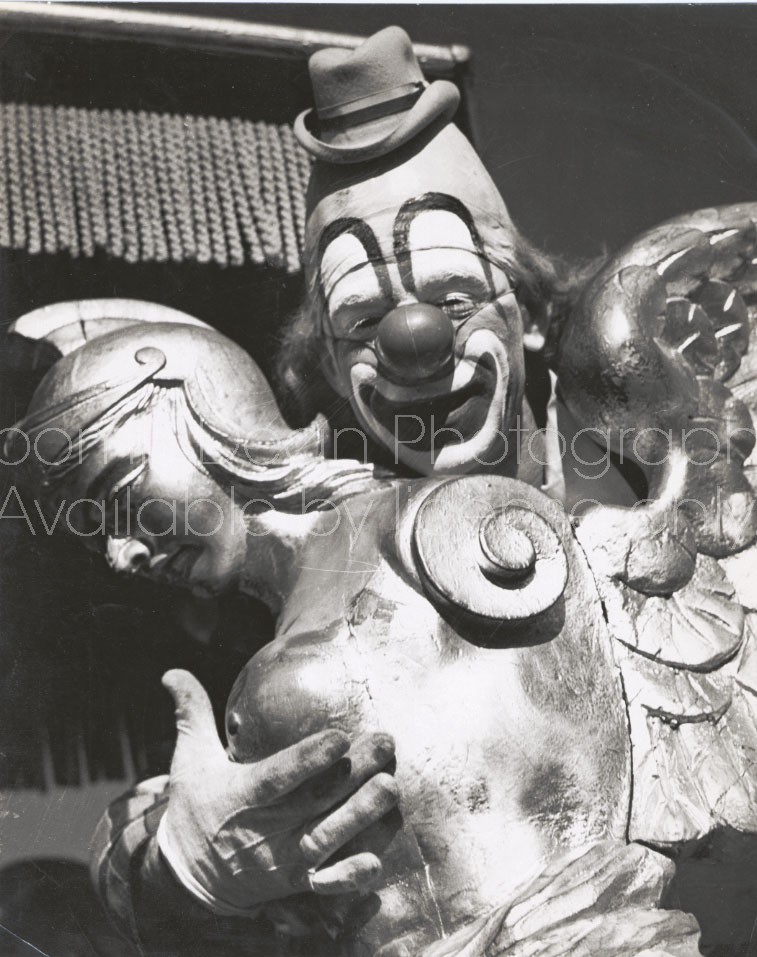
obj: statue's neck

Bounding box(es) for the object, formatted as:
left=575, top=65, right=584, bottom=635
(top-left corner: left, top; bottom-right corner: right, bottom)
left=243, top=486, right=399, bottom=634
left=239, top=510, right=318, bottom=614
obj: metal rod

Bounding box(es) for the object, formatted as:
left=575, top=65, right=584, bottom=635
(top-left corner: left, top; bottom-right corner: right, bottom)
left=0, top=3, right=470, bottom=73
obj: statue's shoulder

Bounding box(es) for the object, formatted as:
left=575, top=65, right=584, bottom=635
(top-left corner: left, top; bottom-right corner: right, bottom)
left=395, top=474, right=600, bottom=631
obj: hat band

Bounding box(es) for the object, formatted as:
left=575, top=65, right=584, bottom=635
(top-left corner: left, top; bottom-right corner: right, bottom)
left=318, top=81, right=425, bottom=132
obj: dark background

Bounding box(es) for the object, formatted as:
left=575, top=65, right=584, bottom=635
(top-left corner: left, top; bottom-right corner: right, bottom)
left=3, top=5, right=755, bottom=375
left=198, top=3, right=757, bottom=261
left=3, top=5, right=757, bottom=286
left=0, top=5, right=756, bottom=956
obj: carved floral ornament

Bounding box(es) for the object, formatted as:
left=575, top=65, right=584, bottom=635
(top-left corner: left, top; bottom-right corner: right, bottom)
left=4, top=23, right=757, bottom=957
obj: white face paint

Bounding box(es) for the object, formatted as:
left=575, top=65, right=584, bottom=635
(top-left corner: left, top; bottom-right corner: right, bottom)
left=319, top=205, right=525, bottom=476
left=347, top=327, right=514, bottom=474
left=407, top=210, right=492, bottom=304
left=321, top=233, right=391, bottom=342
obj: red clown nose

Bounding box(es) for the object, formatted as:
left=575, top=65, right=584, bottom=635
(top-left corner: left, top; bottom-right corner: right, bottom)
left=375, top=304, right=455, bottom=383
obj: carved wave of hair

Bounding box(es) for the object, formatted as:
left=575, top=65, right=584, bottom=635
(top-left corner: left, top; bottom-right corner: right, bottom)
left=182, top=393, right=384, bottom=511
left=22, top=382, right=156, bottom=491
left=20, top=368, right=382, bottom=515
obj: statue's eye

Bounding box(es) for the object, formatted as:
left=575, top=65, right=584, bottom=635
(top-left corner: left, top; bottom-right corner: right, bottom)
left=439, top=294, right=479, bottom=322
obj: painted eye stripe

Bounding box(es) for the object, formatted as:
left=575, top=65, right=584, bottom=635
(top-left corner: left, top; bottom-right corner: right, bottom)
left=317, top=217, right=393, bottom=302
left=318, top=196, right=506, bottom=340
left=393, top=192, right=496, bottom=297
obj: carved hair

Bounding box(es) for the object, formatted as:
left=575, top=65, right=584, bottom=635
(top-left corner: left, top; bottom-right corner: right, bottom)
left=12, top=329, right=382, bottom=515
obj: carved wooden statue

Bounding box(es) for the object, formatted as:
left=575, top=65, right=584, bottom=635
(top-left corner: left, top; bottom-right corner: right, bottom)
left=6, top=22, right=757, bottom=957
left=284, top=22, right=757, bottom=857
left=8, top=313, right=707, bottom=956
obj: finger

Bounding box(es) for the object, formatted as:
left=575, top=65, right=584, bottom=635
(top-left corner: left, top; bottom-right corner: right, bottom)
left=249, top=729, right=350, bottom=804
left=295, top=732, right=396, bottom=818
left=308, top=852, right=383, bottom=896
left=300, top=772, right=399, bottom=867
left=162, top=669, right=225, bottom=761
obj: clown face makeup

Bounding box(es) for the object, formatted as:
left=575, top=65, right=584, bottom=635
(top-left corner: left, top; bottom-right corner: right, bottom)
left=307, top=125, right=527, bottom=476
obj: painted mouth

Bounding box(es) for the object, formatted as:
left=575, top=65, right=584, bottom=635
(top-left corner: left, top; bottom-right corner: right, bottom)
left=365, top=356, right=496, bottom=453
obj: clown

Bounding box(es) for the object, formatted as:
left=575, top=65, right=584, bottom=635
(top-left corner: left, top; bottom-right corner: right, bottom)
left=283, top=26, right=634, bottom=509
left=285, top=26, right=757, bottom=601
left=6, top=23, right=757, bottom=957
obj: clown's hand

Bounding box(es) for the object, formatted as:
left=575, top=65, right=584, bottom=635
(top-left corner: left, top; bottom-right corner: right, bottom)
left=157, top=669, right=398, bottom=916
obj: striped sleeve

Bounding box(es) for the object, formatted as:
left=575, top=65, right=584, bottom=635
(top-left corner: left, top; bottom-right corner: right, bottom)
left=90, top=776, right=279, bottom=955
left=90, top=775, right=170, bottom=945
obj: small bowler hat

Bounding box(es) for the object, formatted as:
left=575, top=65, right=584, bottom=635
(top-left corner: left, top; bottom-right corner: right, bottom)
left=294, top=26, right=460, bottom=165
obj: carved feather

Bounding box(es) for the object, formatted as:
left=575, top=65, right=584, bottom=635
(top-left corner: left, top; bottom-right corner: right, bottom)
left=555, top=203, right=757, bottom=595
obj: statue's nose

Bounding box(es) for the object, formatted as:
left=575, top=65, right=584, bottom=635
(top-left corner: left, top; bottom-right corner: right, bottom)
left=375, top=304, right=455, bottom=383
left=106, top=536, right=151, bottom=573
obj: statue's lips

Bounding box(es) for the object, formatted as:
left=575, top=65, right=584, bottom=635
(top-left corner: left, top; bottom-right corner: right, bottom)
left=365, top=360, right=495, bottom=452
left=144, top=545, right=202, bottom=587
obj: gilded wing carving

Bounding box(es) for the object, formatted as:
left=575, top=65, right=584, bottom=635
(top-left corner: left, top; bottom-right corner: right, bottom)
left=552, top=204, right=757, bottom=845
left=599, top=561, right=757, bottom=845
left=553, top=203, right=756, bottom=596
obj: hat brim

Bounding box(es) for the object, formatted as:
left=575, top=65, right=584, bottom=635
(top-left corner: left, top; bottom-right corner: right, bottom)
left=294, top=79, right=460, bottom=165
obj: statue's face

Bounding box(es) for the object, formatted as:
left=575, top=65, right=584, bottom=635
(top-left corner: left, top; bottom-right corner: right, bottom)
left=59, top=399, right=248, bottom=597
left=318, top=201, right=525, bottom=475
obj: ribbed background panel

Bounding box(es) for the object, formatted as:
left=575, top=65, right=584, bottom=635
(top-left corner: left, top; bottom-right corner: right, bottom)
left=0, top=102, right=312, bottom=272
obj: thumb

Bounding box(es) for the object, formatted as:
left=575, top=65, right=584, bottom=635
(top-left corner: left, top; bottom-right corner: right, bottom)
left=162, top=669, right=225, bottom=764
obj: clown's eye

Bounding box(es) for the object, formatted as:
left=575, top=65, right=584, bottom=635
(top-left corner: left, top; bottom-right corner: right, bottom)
left=348, top=314, right=383, bottom=338
left=438, top=294, right=479, bottom=322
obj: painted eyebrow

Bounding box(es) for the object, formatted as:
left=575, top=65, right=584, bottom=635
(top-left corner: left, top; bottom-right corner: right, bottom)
left=317, top=217, right=393, bottom=302
left=392, top=192, right=496, bottom=296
